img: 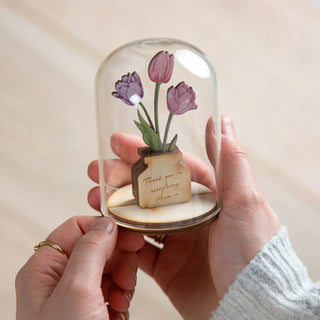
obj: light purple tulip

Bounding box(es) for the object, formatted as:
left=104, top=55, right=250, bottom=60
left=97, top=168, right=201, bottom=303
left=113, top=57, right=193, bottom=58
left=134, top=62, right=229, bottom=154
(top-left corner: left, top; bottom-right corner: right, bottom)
left=112, top=72, right=144, bottom=106
left=148, top=51, right=174, bottom=83
left=167, top=82, right=198, bottom=115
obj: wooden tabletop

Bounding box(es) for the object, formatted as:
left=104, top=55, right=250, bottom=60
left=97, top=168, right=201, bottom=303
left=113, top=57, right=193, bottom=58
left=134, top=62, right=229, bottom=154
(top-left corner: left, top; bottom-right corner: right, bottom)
left=1, top=0, right=320, bottom=318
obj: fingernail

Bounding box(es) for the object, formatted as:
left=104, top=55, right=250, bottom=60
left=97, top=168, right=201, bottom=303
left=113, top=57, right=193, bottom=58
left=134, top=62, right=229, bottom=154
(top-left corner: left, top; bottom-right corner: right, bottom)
left=110, top=134, right=120, bottom=155
left=208, top=116, right=216, bottom=135
left=91, top=217, right=115, bottom=234
left=221, top=116, right=235, bottom=137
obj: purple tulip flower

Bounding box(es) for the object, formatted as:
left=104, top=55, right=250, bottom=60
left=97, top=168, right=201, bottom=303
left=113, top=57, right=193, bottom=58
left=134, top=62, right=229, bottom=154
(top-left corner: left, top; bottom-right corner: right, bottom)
left=167, top=82, right=198, bottom=115
left=148, top=51, right=174, bottom=83
left=112, top=72, right=144, bottom=106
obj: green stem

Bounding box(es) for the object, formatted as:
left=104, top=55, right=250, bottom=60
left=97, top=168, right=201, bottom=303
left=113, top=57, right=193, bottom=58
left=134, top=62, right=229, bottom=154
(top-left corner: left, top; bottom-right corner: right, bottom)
left=139, top=102, right=154, bottom=131
left=154, top=81, right=162, bottom=149
left=162, top=112, right=174, bottom=152
left=154, top=82, right=161, bottom=135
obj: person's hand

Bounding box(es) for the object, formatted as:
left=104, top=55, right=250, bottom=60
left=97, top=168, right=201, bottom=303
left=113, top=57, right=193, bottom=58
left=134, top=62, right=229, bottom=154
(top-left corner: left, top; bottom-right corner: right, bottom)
left=205, top=116, right=280, bottom=303
left=87, top=115, right=280, bottom=320
left=16, top=216, right=145, bottom=320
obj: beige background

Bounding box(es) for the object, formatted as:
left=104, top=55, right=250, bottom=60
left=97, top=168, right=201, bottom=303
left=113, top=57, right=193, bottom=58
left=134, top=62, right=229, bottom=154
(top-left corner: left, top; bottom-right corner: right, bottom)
left=1, top=0, right=320, bottom=319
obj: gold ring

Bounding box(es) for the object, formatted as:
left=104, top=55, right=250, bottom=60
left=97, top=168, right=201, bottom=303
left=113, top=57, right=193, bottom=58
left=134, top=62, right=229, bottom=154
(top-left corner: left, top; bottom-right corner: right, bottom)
left=34, top=241, right=68, bottom=258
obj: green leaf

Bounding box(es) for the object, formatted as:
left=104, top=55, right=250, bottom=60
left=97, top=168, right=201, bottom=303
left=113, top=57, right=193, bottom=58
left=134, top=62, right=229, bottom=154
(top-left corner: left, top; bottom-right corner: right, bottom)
left=134, top=120, right=144, bottom=133
left=168, top=134, right=178, bottom=152
left=137, top=110, right=150, bottom=129
left=134, top=119, right=162, bottom=151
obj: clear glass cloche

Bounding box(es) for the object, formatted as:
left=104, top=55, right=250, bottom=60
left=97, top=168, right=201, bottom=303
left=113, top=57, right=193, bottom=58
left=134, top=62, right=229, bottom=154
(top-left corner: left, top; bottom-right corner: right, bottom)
left=95, top=38, right=221, bottom=234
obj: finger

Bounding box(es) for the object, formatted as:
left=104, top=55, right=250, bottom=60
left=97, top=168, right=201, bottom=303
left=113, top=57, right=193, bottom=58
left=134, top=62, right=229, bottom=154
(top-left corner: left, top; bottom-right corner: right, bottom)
left=87, top=160, right=99, bottom=183
left=59, top=217, right=117, bottom=288
left=88, top=187, right=146, bottom=249
left=183, top=151, right=216, bottom=192
left=102, top=280, right=133, bottom=313
left=88, top=191, right=145, bottom=251
left=89, top=159, right=132, bottom=187
left=87, top=186, right=101, bottom=211
left=205, top=116, right=218, bottom=168
left=110, top=132, right=214, bottom=186
left=207, top=115, right=262, bottom=207
left=206, top=116, right=222, bottom=195
left=89, top=153, right=215, bottom=193
left=110, top=251, right=138, bottom=290
left=91, top=130, right=216, bottom=191
left=117, top=229, right=145, bottom=252
left=220, top=116, right=259, bottom=198
left=138, top=241, right=161, bottom=277
left=111, top=132, right=144, bottom=164
left=42, top=216, right=98, bottom=258
left=87, top=185, right=121, bottom=212
left=106, top=159, right=132, bottom=188
left=15, top=216, right=100, bottom=312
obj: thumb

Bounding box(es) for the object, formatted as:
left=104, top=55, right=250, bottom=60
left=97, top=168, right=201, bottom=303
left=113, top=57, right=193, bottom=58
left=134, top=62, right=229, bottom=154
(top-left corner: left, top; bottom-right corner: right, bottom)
left=206, top=115, right=260, bottom=204
left=59, top=217, right=117, bottom=288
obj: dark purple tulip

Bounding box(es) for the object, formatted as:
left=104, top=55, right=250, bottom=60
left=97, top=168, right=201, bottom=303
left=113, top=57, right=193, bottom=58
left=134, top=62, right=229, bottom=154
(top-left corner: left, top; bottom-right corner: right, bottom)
left=167, top=82, right=198, bottom=115
left=148, top=51, right=174, bottom=83
left=112, top=72, right=144, bottom=106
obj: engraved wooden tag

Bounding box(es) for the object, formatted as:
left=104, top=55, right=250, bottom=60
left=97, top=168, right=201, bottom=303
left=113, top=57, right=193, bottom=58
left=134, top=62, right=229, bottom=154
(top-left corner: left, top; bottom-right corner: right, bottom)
left=132, top=146, right=191, bottom=208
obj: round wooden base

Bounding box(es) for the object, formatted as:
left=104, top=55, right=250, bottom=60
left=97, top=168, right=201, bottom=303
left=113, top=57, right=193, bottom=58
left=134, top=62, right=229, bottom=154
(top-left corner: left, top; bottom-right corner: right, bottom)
left=106, top=182, right=220, bottom=234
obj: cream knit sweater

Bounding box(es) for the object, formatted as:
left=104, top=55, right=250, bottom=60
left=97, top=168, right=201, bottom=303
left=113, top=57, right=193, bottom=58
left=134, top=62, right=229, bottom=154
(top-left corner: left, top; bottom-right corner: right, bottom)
left=210, top=227, right=320, bottom=320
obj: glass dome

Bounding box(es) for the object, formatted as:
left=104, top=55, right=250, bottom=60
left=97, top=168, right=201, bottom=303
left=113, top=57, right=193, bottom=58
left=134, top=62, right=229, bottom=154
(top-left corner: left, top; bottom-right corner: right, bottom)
left=95, top=38, right=221, bottom=234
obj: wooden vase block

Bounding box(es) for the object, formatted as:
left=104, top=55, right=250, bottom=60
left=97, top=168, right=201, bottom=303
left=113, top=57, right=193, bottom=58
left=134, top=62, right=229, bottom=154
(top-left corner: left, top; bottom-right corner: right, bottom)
left=132, top=146, right=191, bottom=208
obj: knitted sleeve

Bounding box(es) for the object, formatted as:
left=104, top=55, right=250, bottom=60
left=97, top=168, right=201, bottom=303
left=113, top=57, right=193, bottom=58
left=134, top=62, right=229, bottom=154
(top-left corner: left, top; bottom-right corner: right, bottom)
left=210, top=226, right=320, bottom=320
